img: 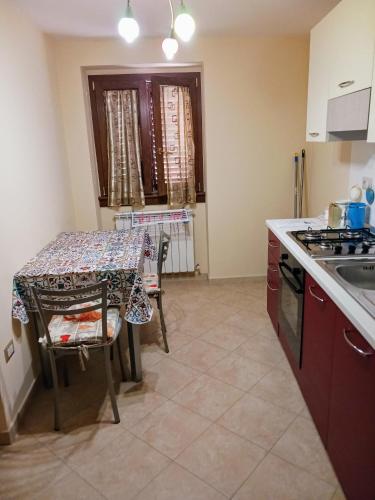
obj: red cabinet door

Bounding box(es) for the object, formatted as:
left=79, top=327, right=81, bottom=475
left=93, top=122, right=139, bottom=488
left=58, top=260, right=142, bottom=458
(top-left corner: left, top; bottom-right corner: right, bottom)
left=328, top=312, right=375, bottom=500
left=267, top=264, right=279, bottom=333
left=267, top=231, right=280, bottom=333
left=268, top=230, right=280, bottom=265
left=300, top=274, right=337, bottom=446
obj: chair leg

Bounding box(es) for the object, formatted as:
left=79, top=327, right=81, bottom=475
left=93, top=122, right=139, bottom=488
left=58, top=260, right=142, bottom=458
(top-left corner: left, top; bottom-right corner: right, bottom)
left=104, top=346, right=120, bottom=424
left=157, top=294, right=169, bottom=353
left=48, top=350, right=61, bottom=431
left=116, top=334, right=127, bottom=382
left=62, top=358, right=69, bottom=387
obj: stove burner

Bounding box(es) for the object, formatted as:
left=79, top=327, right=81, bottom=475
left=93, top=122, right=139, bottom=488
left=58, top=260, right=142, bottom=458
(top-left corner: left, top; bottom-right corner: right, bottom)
left=304, top=230, right=325, bottom=241
left=319, top=241, right=332, bottom=249
left=341, top=230, right=362, bottom=239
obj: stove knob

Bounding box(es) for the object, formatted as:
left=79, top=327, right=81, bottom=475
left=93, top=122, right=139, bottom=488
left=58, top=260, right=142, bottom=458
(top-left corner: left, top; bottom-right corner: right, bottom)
left=334, top=245, right=342, bottom=255
left=348, top=245, right=356, bottom=255
left=362, top=243, right=370, bottom=254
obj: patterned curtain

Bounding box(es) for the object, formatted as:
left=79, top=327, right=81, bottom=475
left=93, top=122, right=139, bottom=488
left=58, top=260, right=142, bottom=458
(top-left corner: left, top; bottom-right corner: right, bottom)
left=160, top=85, right=196, bottom=207
left=104, top=90, right=145, bottom=207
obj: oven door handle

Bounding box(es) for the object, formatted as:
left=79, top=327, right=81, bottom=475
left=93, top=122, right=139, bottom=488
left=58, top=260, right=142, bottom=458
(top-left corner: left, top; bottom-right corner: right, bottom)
left=278, top=262, right=304, bottom=294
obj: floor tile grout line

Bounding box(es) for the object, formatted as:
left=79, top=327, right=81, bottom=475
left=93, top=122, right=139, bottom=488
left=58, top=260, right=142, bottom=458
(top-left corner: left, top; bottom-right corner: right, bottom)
left=13, top=279, right=340, bottom=499
left=213, top=418, right=276, bottom=455
left=245, top=379, right=306, bottom=415
left=172, top=460, right=232, bottom=499
left=211, top=368, right=287, bottom=429
left=29, top=441, right=108, bottom=500
left=123, top=396, right=213, bottom=462
left=168, top=340, right=229, bottom=374
left=170, top=381, right=246, bottom=423
left=226, top=448, right=267, bottom=499
left=225, top=394, right=328, bottom=500
left=133, top=458, right=231, bottom=500
left=206, top=360, right=274, bottom=393
left=62, top=463, right=108, bottom=499
left=128, top=454, right=172, bottom=500
left=268, top=412, right=339, bottom=489
left=68, top=427, right=172, bottom=500
left=267, top=450, right=337, bottom=491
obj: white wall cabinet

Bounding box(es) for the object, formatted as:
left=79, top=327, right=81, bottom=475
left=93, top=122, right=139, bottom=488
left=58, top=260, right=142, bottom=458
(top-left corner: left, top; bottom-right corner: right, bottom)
left=305, top=18, right=331, bottom=142
left=306, top=0, right=375, bottom=143
left=327, top=0, right=375, bottom=100
left=368, top=51, right=375, bottom=143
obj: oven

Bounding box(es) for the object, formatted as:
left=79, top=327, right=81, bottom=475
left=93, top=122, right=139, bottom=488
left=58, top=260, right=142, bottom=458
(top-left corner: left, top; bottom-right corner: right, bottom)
left=278, top=244, right=305, bottom=366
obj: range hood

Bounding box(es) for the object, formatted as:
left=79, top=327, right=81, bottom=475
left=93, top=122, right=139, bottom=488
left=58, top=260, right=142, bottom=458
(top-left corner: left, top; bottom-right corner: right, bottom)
left=327, top=88, right=371, bottom=141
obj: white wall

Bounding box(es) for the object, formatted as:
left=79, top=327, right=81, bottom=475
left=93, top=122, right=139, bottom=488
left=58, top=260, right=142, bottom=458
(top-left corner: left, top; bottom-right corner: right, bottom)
left=349, top=143, right=375, bottom=227
left=307, top=142, right=375, bottom=227
left=306, top=142, right=352, bottom=217
left=0, top=0, right=74, bottom=436
left=50, top=35, right=309, bottom=279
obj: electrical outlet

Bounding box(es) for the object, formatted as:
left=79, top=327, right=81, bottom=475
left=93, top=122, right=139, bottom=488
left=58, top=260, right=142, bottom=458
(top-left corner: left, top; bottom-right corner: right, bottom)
left=362, top=177, right=373, bottom=190
left=4, top=340, right=15, bottom=363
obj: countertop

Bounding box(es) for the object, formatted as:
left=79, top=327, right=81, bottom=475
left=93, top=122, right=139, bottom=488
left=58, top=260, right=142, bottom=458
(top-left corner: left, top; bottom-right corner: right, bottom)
left=266, top=218, right=375, bottom=348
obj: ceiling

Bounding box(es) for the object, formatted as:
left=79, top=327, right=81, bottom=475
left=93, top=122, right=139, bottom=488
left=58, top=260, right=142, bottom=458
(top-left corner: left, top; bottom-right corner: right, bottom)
left=14, top=0, right=340, bottom=38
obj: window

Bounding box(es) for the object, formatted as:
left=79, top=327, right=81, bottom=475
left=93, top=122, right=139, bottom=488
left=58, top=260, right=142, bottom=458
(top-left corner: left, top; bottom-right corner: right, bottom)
left=88, top=72, right=204, bottom=207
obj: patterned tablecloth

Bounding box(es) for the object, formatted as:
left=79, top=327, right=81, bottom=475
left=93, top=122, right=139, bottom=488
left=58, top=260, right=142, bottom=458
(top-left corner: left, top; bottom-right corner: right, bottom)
left=12, top=229, right=156, bottom=325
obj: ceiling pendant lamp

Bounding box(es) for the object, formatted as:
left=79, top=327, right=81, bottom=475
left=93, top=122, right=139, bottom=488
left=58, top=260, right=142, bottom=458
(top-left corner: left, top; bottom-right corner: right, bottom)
left=174, top=1, right=196, bottom=42
left=117, top=0, right=196, bottom=57
left=162, top=36, right=179, bottom=60
left=118, top=0, right=140, bottom=43
left=162, top=0, right=179, bottom=60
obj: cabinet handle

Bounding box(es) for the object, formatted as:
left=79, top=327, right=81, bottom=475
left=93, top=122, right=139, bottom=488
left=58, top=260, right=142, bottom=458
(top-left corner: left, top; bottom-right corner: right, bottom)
left=267, top=280, right=278, bottom=292
left=268, top=241, right=279, bottom=248
left=343, top=329, right=373, bottom=357
left=308, top=285, right=325, bottom=303
left=268, top=265, right=278, bottom=273
left=338, top=80, right=355, bottom=88
left=309, top=132, right=319, bottom=137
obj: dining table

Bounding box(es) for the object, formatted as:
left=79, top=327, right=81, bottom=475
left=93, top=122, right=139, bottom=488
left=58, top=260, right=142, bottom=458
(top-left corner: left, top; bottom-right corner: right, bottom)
left=12, top=228, right=156, bottom=385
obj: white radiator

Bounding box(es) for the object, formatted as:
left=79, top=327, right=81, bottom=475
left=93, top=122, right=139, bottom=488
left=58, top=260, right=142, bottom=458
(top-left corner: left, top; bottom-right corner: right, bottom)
left=115, top=209, right=195, bottom=274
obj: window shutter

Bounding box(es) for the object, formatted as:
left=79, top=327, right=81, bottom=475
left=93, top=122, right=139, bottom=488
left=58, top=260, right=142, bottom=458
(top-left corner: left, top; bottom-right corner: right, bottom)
left=159, top=85, right=192, bottom=184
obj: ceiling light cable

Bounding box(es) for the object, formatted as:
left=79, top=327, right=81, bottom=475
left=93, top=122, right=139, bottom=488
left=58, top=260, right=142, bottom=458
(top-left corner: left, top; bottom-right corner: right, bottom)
left=118, top=0, right=140, bottom=43
left=174, top=0, right=196, bottom=42
left=162, top=0, right=179, bottom=60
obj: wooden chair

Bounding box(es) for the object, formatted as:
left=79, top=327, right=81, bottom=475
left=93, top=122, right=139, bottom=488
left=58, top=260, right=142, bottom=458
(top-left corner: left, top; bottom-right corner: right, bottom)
left=32, top=280, right=126, bottom=431
left=143, top=231, right=171, bottom=353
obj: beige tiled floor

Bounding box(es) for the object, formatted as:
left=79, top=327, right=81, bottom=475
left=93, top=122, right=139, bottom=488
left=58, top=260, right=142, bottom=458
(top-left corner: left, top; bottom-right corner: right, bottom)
left=0, top=277, right=346, bottom=499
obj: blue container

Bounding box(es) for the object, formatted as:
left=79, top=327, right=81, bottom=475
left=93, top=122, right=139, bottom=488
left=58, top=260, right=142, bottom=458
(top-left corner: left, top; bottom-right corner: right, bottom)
left=347, top=202, right=366, bottom=229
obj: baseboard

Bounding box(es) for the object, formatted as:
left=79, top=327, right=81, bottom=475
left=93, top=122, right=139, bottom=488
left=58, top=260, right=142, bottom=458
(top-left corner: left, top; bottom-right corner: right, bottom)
left=0, top=375, right=40, bottom=446
left=164, top=273, right=208, bottom=281
left=208, top=274, right=266, bottom=281
left=0, top=425, right=16, bottom=445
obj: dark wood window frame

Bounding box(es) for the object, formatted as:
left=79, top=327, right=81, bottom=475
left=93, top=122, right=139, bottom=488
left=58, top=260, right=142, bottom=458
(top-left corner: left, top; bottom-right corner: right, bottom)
left=88, top=72, right=205, bottom=207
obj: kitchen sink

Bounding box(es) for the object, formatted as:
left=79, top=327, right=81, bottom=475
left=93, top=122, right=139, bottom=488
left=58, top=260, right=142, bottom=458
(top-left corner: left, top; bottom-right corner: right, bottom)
left=336, top=263, right=375, bottom=290
left=318, top=259, right=375, bottom=318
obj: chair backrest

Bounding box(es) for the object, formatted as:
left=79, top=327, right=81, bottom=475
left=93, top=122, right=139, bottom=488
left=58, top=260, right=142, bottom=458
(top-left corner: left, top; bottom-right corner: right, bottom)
left=157, top=231, right=171, bottom=286
left=31, top=280, right=108, bottom=346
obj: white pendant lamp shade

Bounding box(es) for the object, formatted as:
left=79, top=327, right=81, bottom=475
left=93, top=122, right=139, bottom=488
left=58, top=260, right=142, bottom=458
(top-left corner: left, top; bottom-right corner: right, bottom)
left=118, top=2, right=139, bottom=43
left=117, top=1, right=196, bottom=55
left=162, top=36, right=179, bottom=60
left=174, top=10, right=195, bottom=42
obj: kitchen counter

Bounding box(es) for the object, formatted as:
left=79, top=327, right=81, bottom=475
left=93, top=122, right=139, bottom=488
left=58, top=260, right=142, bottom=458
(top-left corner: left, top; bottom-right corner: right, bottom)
left=266, top=218, right=375, bottom=348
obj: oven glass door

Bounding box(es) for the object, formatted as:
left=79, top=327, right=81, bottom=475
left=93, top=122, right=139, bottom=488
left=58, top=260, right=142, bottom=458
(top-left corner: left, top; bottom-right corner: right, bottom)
left=278, top=255, right=304, bottom=365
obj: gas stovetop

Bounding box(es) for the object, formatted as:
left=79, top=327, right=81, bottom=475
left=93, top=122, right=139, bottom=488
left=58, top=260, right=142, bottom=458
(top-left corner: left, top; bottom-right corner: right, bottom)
left=289, top=227, right=375, bottom=259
